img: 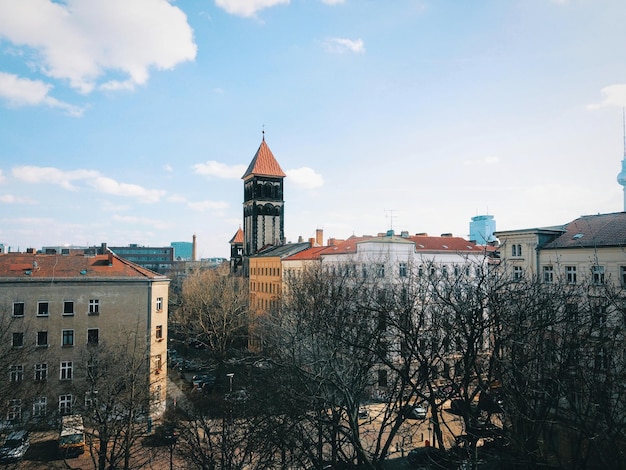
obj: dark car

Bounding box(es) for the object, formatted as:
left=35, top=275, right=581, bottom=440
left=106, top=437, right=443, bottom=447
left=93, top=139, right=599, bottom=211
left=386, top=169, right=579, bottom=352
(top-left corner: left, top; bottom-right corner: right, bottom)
left=0, top=430, right=30, bottom=462
left=407, top=446, right=450, bottom=468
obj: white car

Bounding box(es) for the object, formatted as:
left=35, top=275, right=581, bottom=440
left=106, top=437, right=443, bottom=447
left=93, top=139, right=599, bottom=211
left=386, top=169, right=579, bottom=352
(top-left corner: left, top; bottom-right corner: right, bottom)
left=0, top=430, right=30, bottom=462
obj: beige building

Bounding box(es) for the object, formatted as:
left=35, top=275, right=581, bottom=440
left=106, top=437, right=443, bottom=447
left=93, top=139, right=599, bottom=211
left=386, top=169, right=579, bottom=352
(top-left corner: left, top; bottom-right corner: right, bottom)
left=0, top=250, right=169, bottom=425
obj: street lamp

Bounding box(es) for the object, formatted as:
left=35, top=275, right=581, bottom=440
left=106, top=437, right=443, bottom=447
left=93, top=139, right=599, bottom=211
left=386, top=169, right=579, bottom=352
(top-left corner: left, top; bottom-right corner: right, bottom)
left=226, top=373, right=234, bottom=392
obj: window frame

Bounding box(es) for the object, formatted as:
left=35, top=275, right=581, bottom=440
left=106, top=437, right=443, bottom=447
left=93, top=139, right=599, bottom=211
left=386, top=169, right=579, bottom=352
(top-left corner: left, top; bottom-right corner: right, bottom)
left=543, top=265, right=554, bottom=284
left=88, top=299, right=100, bottom=315
left=155, top=325, right=163, bottom=341
left=12, top=332, right=24, bottom=349
left=37, top=301, right=49, bottom=317
left=87, top=328, right=99, bottom=345
left=60, top=361, right=73, bottom=380
left=156, top=297, right=163, bottom=312
left=63, top=300, right=74, bottom=316
left=34, top=363, right=48, bottom=382
left=58, top=394, right=73, bottom=415
left=12, top=302, right=24, bottom=318
left=62, top=329, right=74, bottom=347
left=36, top=331, right=48, bottom=348
left=566, top=265, right=577, bottom=284
left=592, top=265, right=605, bottom=285
left=9, top=365, right=24, bottom=383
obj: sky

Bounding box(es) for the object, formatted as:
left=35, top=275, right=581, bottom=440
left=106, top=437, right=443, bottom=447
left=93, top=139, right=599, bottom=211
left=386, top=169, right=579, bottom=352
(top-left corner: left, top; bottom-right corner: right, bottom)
left=1, top=0, right=626, bottom=259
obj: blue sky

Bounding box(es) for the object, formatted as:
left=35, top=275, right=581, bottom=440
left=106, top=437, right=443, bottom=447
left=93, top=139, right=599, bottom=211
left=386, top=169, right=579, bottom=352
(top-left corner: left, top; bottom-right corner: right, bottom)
left=1, top=0, right=625, bottom=258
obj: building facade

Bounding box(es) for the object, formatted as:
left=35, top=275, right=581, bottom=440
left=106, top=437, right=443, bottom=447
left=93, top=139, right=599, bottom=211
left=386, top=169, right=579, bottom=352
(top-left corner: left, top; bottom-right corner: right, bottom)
left=0, top=250, right=169, bottom=425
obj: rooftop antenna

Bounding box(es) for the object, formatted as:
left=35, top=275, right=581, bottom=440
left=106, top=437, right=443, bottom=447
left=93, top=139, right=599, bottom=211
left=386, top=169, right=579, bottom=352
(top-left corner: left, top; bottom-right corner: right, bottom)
left=262, top=124, right=265, bottom=141
left=385, top=209, right=397, bottom=232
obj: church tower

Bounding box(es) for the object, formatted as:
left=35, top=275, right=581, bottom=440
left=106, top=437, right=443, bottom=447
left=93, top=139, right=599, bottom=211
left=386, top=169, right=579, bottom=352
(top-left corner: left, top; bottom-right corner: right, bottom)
left=241, top=135, right=286, bottom=256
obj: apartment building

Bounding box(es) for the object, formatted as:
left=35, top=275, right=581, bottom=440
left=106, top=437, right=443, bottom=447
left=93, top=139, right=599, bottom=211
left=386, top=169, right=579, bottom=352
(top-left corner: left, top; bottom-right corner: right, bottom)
left=0, top=250, right=169, bottom=425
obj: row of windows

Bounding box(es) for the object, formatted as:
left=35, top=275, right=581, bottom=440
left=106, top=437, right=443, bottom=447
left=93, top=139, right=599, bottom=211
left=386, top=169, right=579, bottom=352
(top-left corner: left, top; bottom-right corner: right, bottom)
left=6, top=393, right=95, bottom=420
left=250, top=266, right=280, bottom=277
left=285, top=263, right=481, bottom=280
left=12, top=324, right=163, bottom=348
left=13, top=299, right=100, bottom=317
left=539, top=265, right=626, bottom=285
left=12, top=329, right=100, bottom=348
left=10, top=361, right=73, bottom=382
left=12, top=297, right=164, bottom=317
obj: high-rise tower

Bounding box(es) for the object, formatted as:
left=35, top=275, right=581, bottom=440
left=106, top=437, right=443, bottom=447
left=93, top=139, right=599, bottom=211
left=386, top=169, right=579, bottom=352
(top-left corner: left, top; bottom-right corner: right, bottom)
left=618, top=111, right=626, bottom=211
left=242, top=135, right=286, bottom=256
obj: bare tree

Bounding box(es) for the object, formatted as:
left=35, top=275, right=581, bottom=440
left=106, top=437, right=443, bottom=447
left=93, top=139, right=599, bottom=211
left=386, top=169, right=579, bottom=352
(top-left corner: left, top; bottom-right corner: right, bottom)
left=175, top=265, right=249, bottom=358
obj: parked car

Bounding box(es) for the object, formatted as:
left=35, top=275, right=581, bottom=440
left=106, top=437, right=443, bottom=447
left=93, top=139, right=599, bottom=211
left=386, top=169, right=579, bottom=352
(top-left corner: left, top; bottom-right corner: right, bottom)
left=0, top=430, right=30, bottom=462
left=407, top=446, right=450, bottom=468
left=358, top=407, right=369, bottom=420
left=402, top=405, right=427, bottom=420
left=192, top=373, right=215, bottom=390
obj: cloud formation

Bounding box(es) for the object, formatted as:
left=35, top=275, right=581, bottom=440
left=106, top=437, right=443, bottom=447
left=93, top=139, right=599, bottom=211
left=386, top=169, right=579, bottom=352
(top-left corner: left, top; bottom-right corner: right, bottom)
left=193, top=161, right=247, bottom=179
left=12, top=165, right=165, bottom=202
left=0, top=0, right=197, bottom=94
left=215, top=0, right=289, bottom=17
left=587, top=84, right=626, bottom=109
left=0, top=73, right=84, bottom=116
left=323, top=37, right=365, bottom=54
left=286, top=167, right=324, bottom=189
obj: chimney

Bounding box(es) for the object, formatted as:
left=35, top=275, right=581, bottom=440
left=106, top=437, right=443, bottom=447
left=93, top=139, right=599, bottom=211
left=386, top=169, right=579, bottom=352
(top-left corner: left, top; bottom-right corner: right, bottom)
left=192, top=234, right=197, bottom=262
left=316, top=229, right=323, bottom=247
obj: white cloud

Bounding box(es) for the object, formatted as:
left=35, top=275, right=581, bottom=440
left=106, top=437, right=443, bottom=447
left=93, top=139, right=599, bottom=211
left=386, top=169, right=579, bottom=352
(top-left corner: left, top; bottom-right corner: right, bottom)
left=90, top=177, right=166, bottom=203
left=587, top=84, right=626, bottom=110
left=12, top=166, right=99, bottom=190
left=463, top=156, right=500, bottom=166
left=12, top=165, right=165, bottom=202
left=193, top=161, right=247, bottom=179
left=323, top=37, right=365, bottom=54
left=0, top=0, right=197, bottom=94
left=187, top=200, right=230, bottom=211
left=0, top=169, right=4, bottom=183
left=321, top=0, right=345, bottom=4
left=0, top=72, right=84, bottom=116
left=163, top=164, right=174, bottom=173
left=286, top=167, right=324, bottom=189
left=0, top=194, right=36, bottom=204
left=215, top=0, right=289, bottom=17
left=112, top=214, right=172, bottom=230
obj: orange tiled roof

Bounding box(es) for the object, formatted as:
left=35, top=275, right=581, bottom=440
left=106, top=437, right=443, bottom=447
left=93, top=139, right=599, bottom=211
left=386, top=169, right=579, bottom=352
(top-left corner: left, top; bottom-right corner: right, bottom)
left=229, top=227, right=244, bottom=244
left=283, top=246, right=331, bottom=261
left=0, top=252, right=166, bottom=280
left=242, top=138, right=286, bottom=180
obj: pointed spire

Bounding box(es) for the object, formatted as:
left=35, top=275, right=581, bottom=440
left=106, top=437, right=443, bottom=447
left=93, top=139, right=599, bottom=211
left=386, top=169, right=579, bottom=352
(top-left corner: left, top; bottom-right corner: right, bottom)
left=229, top=226, right=244, bottom=244
left=242, top=137, right=286, bottom=180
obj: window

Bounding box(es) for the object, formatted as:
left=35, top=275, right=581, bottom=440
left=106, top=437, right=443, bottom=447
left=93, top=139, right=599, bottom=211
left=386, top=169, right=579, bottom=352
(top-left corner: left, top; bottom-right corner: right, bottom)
left=154, top=355, right=162, bottom=372
left=9, top=365, right=23, bottom=382
left=59, top=394, right=73, bottom=415
left=12, top=332, right=24, bottom=348
left=62, top=329, right=74, bottom=347
left=511, top=244, right=522, bottom=257
left=34, top=363, right=47, bottom=381
left=155, top=325, right=163, bottom=341
left=87, top=359, right=97, bottom=380
left=592, top=265, right=605, bottom=285
left=87, top=329, right=99, bottom=345
left=418, top=265, right=424, bottom=277
left=7, top=399, right=21, bottom=421
left=37, top=331, right=48, bottom=348
left=37, top=301, right=49, bottom=316
left=593, top=304, right=607, bottom=327
left=513, top=266, right=523, bottom=281
left=377, top=369, right=388, bottom=387
left=60, top=361, right=73, bottom=380
left=399, top=262, right=407, bottom=278
left=89, top=299, right=100, bottom=315
left=85, top=391, right=98, bottom=408
left=566, top=266, right=577, bottom=284
left=156, top=297, right=163, bottom=312
left=33, top=397, right=47, bottom=417
left=63, top=301, right=74, bottom=316
left=377, top=264, right=385, bottom=278
left=621, top=266, right=626, bottom=287
left=442, top=265, right=449, bottom=278
left=543, top=265, right=554, bottom=284
left=12, top=302, right=24, bottom=317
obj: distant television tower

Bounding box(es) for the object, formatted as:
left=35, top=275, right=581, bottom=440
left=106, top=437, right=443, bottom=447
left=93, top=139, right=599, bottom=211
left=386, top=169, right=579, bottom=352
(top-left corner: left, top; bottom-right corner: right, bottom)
left=618, top=109, right=626, bottom=211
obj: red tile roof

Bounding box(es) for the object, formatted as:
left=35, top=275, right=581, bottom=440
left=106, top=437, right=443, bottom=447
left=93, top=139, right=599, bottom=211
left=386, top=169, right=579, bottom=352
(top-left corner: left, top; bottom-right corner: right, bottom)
left=0, top=252, right=166, bottom=280
left=229, top=227, right=244, bottom=244
left=283, top=246, right=331, bottom=261
left=242, top=138, right=286, bottom=180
